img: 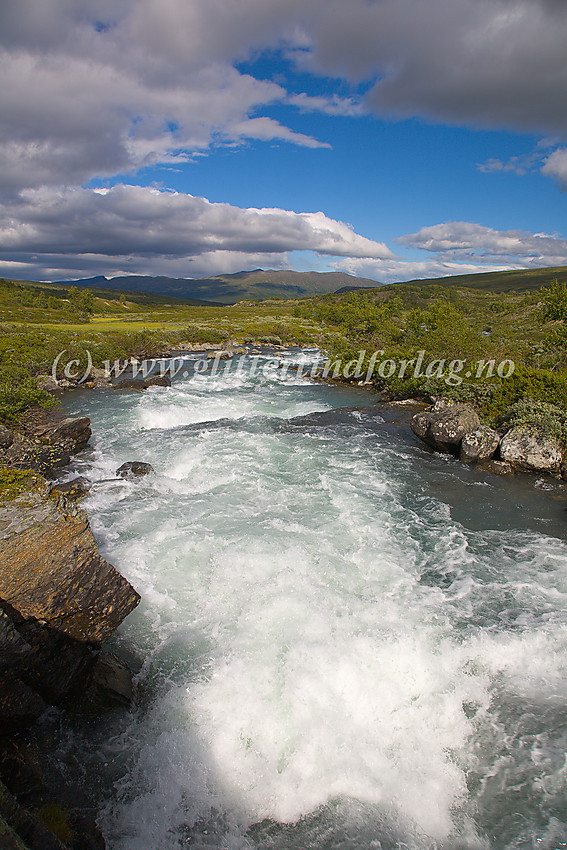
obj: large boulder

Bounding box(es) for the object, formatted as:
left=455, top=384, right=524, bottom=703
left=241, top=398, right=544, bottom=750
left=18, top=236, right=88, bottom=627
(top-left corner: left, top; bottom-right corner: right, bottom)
left=411, top=399, right=480, bottom=453
left=0, top=484, right=140, bottom=716
left=0, top=487, right=140, bottom=647
left=460, top=426, right=500, bottom=463
left=500, top=426, right=563, bottom=473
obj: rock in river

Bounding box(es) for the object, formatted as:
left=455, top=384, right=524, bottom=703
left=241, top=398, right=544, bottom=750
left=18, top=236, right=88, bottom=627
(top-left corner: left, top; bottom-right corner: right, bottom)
left=411, top=398, right=480, bottom=453
left=116, top=461, right=154, bottom=479
left=460, top=426, right=501, bottom=463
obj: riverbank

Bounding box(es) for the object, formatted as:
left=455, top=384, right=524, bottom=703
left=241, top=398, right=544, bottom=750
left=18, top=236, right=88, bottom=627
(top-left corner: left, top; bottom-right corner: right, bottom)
left=0, top=410, right=141, bottom=850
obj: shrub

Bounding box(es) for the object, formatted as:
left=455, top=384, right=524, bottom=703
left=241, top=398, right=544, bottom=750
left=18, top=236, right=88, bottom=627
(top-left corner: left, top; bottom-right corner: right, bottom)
left=496, top=399, right=567, bottom=443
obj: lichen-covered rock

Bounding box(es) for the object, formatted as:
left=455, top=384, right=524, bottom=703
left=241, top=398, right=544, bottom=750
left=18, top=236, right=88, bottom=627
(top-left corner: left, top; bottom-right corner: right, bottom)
left=411, top=398, right=480, bottom=453
left=460, top=426, right=500, bottom=463
left=0, top=488, right=140, bottom=646
left=500, top=426, right=563, bottom=473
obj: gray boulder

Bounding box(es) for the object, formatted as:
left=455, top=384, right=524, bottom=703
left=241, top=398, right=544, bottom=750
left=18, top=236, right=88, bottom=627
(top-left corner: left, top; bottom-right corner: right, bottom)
left=500, top=426, right=563, bottom=473
left=411, top=399, right=480, bottom=453
left=460, top=426, right=500, bottom=463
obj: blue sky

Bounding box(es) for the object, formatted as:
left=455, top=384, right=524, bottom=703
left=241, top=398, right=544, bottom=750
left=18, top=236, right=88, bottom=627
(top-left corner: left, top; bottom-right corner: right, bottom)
left=1, top=0, right=566, bottom=284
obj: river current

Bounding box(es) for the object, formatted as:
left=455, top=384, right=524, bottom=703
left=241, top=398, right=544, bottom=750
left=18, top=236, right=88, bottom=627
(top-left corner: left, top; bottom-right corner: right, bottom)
left=57, top=350, right=567, bottom=850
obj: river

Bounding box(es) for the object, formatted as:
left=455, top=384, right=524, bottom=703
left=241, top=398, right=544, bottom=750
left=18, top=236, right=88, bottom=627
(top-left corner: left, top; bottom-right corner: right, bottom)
left=56, top=349, right=567, bottom=850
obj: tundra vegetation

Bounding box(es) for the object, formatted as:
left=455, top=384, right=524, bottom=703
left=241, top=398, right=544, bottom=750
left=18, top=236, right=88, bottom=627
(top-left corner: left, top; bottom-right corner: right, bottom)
left=1, top=272, right=567, bottom=438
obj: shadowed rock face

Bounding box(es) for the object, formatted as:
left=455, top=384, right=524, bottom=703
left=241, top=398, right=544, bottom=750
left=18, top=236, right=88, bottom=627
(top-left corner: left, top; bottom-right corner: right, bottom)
left=0, top=488, right=140, bottom=646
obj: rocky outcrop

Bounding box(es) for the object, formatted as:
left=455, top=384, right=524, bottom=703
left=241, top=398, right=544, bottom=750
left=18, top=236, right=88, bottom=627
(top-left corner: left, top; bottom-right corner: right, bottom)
left=500, top=426, right=563, bottom=473
left=0, top=483, right=140, bottom=726
left=460, top=426, right=500, bottom=463
left=116, top=461, right=154, bottom=479
left=0, top=412, right=91, bottom=479
left=411, top=398, right=480, bottom=453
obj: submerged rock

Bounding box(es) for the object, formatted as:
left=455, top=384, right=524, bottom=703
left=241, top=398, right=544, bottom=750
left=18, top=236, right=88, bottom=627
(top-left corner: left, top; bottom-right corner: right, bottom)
left=500, top=426, right=563, bottom=473
left=460, top=426, right=500, bottom=463
left=411, top=399, right=480, bottom=453
left=116, top=461, right=154, bottom=479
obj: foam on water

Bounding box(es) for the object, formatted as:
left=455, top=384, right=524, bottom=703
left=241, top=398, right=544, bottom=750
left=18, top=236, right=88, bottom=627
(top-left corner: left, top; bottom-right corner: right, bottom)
left=60, top=355, right=567, bottom=850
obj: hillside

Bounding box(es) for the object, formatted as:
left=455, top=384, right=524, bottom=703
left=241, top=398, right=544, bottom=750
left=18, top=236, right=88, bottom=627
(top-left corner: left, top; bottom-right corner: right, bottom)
left=396, top=265, right=567, bottom=294
left=50, top=270, right=382, bottom=303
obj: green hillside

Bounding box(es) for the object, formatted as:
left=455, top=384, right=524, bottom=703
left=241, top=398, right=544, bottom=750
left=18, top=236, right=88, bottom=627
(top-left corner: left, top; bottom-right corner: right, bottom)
left=396, top=265, right=567, bottom=293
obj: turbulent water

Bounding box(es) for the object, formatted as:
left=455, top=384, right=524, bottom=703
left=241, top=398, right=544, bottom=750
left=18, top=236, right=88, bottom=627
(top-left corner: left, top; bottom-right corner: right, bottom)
left=56, top=350, right=567, bottom=850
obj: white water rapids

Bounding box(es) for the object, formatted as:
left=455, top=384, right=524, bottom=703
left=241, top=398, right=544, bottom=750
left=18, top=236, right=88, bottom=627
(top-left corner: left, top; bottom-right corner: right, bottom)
left=56, top=350, right=567, bottom=850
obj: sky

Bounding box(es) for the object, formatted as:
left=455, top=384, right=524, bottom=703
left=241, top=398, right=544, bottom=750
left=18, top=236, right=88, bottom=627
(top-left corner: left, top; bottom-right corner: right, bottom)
left=1, top=0, right=567, bottom=284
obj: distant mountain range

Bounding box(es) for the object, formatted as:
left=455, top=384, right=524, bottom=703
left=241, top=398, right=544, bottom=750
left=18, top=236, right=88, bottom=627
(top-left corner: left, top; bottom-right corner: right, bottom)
left=49, top=263, right=567, bottom=303
left=51, top=269, right=382, bottom=303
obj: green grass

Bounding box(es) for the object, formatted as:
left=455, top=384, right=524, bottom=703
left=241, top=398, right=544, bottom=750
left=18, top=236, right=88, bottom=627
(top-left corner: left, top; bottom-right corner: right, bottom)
left=0, top=467, right=43, bottom=500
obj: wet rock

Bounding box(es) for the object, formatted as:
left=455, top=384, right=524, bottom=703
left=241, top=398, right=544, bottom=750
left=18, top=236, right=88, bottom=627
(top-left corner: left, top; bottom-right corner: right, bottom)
left=478, top=459, right=514, bottom=475
left=411, top=398, right=480, bottom=453
left=460, top=426, right=500, bottom=463
left=112, top=378, right=147, bottom=391
left=115, top=461, right=154, bottom=479
left=0, top=666, right=48, bottom=734
left=49, top=478, right=90, bottom=501
left=0, top=781, right=67, bottom=850
left=500, top=426, right=563, bottom=473
left=77, top=651, right=134, bottom=713
left=145, top=375, right=171, bottom=388
left=67, top=813, right=105, bottom=850
left=36, top=417, right=91, bottom=452
left=3, top=443, right=71, bottom=479
left=0, top=741, right=44, bottom=798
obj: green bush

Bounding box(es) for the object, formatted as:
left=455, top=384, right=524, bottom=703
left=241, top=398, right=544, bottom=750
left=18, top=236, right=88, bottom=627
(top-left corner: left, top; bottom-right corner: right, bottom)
left=0, top=366, right=56, bottom=425
left=496, top=399, right=567, bottom=442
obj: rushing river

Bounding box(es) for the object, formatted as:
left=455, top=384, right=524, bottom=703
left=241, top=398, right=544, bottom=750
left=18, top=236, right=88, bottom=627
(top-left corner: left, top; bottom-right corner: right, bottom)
left=57, top=350, right=567, bottom=850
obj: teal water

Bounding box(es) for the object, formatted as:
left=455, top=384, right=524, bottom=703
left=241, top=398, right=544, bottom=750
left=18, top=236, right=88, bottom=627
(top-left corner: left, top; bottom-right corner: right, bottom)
left=58, top=352, right=567, bottom=850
